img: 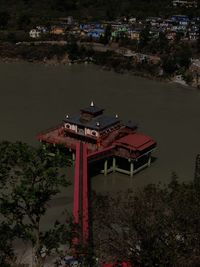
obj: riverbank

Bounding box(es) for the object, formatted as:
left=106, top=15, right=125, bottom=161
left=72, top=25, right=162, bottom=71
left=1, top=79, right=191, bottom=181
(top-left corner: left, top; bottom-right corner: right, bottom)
left=0, top=54, right=182, bottom=89
left=0, top=41, right=197, bottom=88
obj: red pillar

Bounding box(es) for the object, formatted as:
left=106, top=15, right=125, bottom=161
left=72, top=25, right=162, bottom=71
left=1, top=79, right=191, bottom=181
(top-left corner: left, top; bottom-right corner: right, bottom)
left=82, top=143, right=89, bottom=244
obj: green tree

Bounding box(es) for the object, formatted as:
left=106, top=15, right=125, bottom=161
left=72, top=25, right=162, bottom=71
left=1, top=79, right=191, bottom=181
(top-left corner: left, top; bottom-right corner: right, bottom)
left=92, top=174, right=200, bottom=266
left=197, top=25, right=200, bottom=53
left=139, top=25, right=150, bottom=50
left=17, top=14, right=31, bottom=30
left=0, top=222, right=15, bottom=267
left=162, top=54, right=177, bottom=75
left=174, top=43, right=192, bottom=69
left=157, top=32, right=169, bottom=53
left=0, top=141, right=71, bottom=267
left=0, top=11, right=10, bottom=29
left=194, top=154, right=200, bottom=189
left=66, top=36, right=80, bottom=61
left=102, top=24, right=112, bottom=45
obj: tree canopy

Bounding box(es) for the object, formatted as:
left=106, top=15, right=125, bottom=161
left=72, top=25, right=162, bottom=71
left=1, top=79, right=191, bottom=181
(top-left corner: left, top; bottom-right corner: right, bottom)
left=0, top=141, right=71, bottom=267
left=92, top=173, right=200, bottom=266
left=0, top=0, right=200, bottom=22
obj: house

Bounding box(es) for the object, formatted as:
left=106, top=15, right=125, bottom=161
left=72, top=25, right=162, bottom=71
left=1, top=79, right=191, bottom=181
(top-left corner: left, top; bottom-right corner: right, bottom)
left=67, top=16, right=73, bottom=25
left=179, top=20, right=189, bottom=26
left=190, top=59, right=200, bottom=73
left=29, top=29, right=41, bottom=38
left=166, top=31, right=177, bottom=40
left=189, top=31, right=199, bottom=40
left=149, top=29, right=160, bottom=39
left=129, top=17, right=137, bottom=24
left=36, top=26, right=48, bottom=34
left=172, top=0, right=197, bottom=7
left=50, top=27, right=65, bottom=35
left=80, top=24, right=90, bottom=31
left=171, top=15, right=190, bottom=22
left=146, top=17, right=161, bottom=23
left=87, top=29, right=105, bottom=39
left=133, top=53, right=161, bottom=64
left=129, top=30, right=140, bottom=41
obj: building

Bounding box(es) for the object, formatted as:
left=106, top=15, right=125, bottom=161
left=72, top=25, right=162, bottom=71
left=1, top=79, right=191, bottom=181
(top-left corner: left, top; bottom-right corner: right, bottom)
left=87, top=29, right=105, bottom=39
left=63, top=102, right=120, bottom=142
left=29, top=29, right=41, bottom=38
left=171, top=15, right=190, bottom=22
left=172, top=0, right=197, bottom=8
left=50, top=26, right=65, bottom=35
left=37, top=102, right=157, bottom=176
left=129, top=30, right=141, bottom=41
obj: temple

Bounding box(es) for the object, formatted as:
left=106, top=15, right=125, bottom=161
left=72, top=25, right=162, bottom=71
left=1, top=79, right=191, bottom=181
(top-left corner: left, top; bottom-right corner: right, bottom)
left=37, top=102, right=157, bottom=176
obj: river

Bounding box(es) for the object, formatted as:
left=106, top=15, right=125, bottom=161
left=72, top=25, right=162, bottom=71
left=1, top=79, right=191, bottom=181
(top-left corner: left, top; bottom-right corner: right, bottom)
left=0, top=62, right=200, bottom=230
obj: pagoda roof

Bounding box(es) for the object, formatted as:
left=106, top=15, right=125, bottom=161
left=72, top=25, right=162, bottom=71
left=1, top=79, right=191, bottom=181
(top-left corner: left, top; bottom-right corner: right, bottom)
left=80, top=105, right=104, bottom=115
left=115, top=133, right=156, bottom=151
left=64, top=114, right=120, bottom=131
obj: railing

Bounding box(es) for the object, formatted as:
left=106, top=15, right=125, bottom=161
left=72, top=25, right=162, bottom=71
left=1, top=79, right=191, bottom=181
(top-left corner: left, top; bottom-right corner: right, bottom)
left=36, top=123, right=63, bottom=138
left=88, top=145, right=115, bottom=163
left=73, top=143, right=89, bottom=247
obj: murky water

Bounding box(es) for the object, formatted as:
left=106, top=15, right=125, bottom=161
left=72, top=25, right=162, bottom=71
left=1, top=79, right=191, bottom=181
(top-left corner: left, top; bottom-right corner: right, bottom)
left=0, top=62, right=200, bottom=225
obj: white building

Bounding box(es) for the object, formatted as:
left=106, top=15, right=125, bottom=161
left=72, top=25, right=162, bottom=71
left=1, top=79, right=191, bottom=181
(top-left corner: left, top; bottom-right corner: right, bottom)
left=29, top=29, right=41, bottom=38
left=172, top=0, right=197, bottom=8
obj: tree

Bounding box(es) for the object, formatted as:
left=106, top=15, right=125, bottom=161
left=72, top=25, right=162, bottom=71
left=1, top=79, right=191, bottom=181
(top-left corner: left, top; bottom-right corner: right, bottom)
left=194, top=154, right=200, bottom=188
left=66, top=36, right=80, bottom=61
left=0, top=222, right=15, bottom=267
left=17, top=14, right=31, bottom=30
left=174, top=43, right=192, bottom=69
left=0, top=11, right=10, bottom=29
left=92, top=175, right=200, bottom=266
left=162, top=54, right=177, bottom=75
left=101, top=24, right=112, bottom=45
left=0, top=141, right=72, bottom=267
left=197, top=25, right=200, bottom=53
left=139, top=26, right=150, bottom=50
left=157, top=32, right=169, bottom=53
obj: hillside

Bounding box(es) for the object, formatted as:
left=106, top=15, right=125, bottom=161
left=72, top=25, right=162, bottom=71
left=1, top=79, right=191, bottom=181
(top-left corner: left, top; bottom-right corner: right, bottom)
left=1, top=0, right=200, bottom=23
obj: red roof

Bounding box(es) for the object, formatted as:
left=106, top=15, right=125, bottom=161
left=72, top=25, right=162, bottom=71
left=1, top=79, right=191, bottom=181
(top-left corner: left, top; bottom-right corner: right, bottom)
left=115, top=133, right=155, bottom=151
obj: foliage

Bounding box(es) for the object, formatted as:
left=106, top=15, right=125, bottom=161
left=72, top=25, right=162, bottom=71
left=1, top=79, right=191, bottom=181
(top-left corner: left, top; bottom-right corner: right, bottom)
left=174, top=43, right=192, bottom=69
left=162, top=54, right=177, bottom=75
left=0, top=11, right=10, bottom=29
left=17, top=14, right=31, bottom=30
left=66, top=36, right=80, bottom=61
left=0, top=0, right=200, bottom=21
left=0, top=141, right=71, bottom=267
left=139, top=25, right=150, bottom=50
left=92, top=173, right=200, bottom=266
left=101, top=24, right=112, bottom=45
left=183, top=72, right=193, bottom=84
left=0, top=222, right=15, bottom=267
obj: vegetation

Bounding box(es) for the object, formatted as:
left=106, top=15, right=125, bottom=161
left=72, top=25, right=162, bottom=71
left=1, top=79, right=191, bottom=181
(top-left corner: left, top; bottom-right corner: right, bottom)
left=0, top=0, right=200, bottom=23
left=0, top=141, right=71, bottom=267
left=0, top=141, right=200, bottom=266
left=92, top=171, right=200, bottom=266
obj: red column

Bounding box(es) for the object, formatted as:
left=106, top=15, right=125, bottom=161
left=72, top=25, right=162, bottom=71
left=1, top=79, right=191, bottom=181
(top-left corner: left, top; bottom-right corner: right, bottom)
left=72, top=142, right=80, bottom=245
left=82, top=143, right=89, bottom=244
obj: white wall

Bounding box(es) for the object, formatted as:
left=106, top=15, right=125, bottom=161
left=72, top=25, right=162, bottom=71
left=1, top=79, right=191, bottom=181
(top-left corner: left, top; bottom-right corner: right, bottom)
left=85, top=128, right=99, bottom=137
left=64, top=123, right=77, bottom=132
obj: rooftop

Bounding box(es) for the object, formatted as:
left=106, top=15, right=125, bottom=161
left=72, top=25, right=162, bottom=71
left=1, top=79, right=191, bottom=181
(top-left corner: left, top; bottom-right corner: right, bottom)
left=64, top=113, right=120, bottom=130
left=115, top=133, right=155, bottom=151
left=80, top=101, right=104, bottom=115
